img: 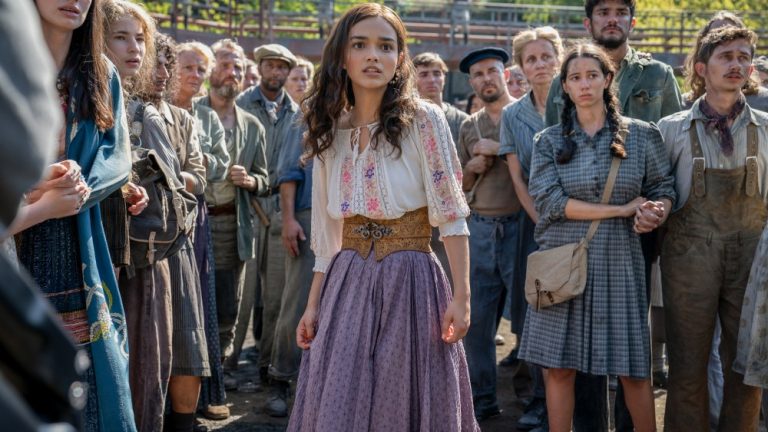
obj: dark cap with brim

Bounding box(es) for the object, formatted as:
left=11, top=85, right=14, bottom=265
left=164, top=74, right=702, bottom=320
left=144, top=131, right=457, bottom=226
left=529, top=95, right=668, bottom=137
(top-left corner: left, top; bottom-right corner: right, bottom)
left=755, top=56, right=768, bottom=74
left=459, top=47, right=510, bottom=73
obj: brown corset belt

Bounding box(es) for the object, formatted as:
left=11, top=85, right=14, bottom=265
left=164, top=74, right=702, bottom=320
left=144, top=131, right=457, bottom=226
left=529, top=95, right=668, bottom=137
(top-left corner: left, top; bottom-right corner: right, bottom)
left=341, top=207, right=432, bottom=261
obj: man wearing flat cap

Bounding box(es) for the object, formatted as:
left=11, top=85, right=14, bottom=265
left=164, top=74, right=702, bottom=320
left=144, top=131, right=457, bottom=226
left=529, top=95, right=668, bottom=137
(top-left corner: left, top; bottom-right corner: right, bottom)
left=755, top=56, right=768, bottom=89
left=236, top=43, right=302, bottom=417
left=457, top=46, right=520, bottom=422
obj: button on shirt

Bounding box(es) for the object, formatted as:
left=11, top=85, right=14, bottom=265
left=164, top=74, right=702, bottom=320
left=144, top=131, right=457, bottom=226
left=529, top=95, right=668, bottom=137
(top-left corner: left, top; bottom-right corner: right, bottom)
left=236, top=86, right=299, bottom=189
left=205, top=128, right=237, bottom=206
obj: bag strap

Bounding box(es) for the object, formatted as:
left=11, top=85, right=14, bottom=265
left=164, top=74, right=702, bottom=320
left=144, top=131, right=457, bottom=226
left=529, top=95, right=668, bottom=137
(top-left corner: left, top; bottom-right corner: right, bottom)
left=584, top=124, right=628, bottom=242
left=466, top=112, right=486, bottom=200
left=129, top=103, right=146, bottom=147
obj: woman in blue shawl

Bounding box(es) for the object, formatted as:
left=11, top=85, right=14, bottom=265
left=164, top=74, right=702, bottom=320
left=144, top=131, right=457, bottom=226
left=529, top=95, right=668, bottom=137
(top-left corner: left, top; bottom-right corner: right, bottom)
left=17, top=1, right=136, bottom=430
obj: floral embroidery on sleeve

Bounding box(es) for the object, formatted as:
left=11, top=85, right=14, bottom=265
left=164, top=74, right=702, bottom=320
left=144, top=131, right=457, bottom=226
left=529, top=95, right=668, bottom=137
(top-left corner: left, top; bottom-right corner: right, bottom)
left=416, top=105, right=470, bottom=222
left=339, top=153, right=354, bottom=217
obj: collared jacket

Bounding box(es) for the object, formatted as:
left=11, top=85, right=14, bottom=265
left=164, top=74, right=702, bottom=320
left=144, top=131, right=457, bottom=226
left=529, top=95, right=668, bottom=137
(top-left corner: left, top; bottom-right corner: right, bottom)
left=158, top=101, right=207, bottom=195
left=276, top=116, right=311, bottom=213
left=190, top=101, right=231, bottom=181
left=236, top=86, right=299, bottom=193
left=197, top=96, right=270, bottom=260
left=545, top=47, right=682, bottom=125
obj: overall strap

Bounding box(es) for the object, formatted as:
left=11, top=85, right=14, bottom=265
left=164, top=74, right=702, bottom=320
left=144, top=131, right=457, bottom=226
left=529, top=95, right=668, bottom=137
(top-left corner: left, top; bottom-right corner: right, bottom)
left=746, top=123, right=759, bottom=197
left=689, top=122, right=706, bottom=197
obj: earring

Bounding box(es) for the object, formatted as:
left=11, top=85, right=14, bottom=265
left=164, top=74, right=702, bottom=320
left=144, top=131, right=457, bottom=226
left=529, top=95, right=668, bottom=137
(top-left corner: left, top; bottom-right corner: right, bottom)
left=390, top=69, right=400, bottom=85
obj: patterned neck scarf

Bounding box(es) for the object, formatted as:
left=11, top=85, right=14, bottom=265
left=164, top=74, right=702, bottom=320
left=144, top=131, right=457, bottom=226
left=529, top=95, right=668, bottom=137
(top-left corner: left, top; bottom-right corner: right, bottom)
left=698, top=95, right=746, bottom=156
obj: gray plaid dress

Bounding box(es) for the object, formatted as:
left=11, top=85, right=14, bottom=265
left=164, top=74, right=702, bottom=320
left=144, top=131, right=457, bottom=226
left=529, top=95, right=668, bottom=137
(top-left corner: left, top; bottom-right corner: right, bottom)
left=518, top=116, right=675, bottom=378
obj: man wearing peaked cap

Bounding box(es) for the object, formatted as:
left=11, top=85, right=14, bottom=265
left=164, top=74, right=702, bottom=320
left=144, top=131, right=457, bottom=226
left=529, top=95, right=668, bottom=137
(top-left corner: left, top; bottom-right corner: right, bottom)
left=235, top=41, right=303, bottom=418
left=457, top=44, right=520, bottom=422
left=253, top=44, right=297, bottom=70
left=459, top=47, right=510, bottom=74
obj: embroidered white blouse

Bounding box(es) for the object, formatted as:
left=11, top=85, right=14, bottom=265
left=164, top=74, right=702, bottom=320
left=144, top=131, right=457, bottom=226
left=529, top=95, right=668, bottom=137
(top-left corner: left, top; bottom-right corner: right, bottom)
left=311, top=101, right=470, bottom=273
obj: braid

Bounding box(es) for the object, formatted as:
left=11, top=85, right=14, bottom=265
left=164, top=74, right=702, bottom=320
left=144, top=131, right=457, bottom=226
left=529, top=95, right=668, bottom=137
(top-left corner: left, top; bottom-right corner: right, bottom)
left=557, top=93, right=577, bottom=164
left=604, top=90, right=627, bottom=159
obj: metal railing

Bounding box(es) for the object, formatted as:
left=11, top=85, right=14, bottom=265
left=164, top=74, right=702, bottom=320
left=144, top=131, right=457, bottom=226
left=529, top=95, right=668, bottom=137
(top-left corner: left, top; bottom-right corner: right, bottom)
left=144, top=0, right=768, bottom=54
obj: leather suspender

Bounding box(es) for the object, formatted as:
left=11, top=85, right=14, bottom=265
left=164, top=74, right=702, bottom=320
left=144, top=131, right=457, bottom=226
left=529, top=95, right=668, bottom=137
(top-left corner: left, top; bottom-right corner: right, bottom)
left=746, top=123, right=758, bottom=197
left=688, top=121, right=759, bottom=197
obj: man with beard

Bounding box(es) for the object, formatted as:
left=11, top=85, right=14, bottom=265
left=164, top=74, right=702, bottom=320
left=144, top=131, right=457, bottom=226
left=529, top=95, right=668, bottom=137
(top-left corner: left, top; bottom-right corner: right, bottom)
left=545, top=0, right=681, bottom=125
left=543, top=2, right=682, bottom=431
left=235, top=45, right=301, bottom=416
left=195, top=39, right=269, bottom=409
left=457, top=47, right=520, bottom=422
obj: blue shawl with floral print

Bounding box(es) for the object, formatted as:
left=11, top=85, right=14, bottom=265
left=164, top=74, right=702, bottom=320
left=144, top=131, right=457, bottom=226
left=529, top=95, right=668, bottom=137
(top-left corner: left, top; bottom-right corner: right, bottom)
left=66, top=66, right=136, bottom=431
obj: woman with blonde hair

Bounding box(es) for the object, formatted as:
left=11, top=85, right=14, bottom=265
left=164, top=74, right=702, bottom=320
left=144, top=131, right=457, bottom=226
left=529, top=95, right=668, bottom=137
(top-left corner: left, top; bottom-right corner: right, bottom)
left=498, top=25, right=563, bottom=430
left=173, top=38, right=232, bottom=422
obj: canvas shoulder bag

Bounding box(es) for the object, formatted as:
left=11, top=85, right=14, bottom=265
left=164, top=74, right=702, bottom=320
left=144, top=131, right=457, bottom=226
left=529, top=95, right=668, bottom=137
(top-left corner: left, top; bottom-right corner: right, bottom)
left=525, top=154, right=622, bottom=311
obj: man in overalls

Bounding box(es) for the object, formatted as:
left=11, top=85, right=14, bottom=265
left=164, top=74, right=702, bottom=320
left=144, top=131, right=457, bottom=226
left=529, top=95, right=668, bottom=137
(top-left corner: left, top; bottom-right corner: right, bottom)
left=658, top=26, right=768, bottom=432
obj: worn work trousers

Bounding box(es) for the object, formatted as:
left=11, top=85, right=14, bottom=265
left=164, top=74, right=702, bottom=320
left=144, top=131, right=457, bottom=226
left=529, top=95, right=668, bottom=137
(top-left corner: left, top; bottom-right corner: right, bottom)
left=662, top=231, right=763, bottom=432
left=464, top=212, right=519, bottom=413
left=269, top=209, right=314, bottom=380
left=259, top=209, right=287, bottom=371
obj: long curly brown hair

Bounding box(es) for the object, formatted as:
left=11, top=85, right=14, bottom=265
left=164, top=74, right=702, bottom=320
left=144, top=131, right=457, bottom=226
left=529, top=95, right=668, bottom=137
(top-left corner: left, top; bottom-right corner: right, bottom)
left=303, top=3, right=418, bottom=160
left=558, top=43, right=627, bottom=164
left=45, top=0, right=114, bottom=130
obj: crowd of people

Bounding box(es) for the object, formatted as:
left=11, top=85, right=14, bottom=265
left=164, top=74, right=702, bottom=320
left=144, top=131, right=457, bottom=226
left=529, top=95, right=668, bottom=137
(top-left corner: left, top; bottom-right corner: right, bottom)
left=4, top=0, right=768, bottom=431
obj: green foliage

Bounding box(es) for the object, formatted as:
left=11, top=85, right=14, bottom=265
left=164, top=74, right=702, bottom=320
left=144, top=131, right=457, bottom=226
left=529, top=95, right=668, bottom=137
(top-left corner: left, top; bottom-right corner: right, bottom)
left=140, top=0, right=768, bottom=52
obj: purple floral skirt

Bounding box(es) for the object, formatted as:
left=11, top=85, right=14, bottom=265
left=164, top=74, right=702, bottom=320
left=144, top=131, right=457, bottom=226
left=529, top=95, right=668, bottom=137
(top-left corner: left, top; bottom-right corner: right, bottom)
left=287, top=249, right=479, bottom=431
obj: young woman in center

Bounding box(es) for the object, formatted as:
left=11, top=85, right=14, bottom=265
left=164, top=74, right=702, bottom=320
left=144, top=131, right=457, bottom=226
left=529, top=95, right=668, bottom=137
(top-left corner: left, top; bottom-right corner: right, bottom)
left=288, top=3, right=478, bottom=431
left=517, top=43, right=675, bottom=432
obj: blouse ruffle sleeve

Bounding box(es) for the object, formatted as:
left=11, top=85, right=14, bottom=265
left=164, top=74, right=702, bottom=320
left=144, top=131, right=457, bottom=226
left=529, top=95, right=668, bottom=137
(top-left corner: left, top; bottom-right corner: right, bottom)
left=311, top=153, right=343, bottom=273
left=415, top=102, right=470, bottom=237
left=529, top=129, right=569, bottom=224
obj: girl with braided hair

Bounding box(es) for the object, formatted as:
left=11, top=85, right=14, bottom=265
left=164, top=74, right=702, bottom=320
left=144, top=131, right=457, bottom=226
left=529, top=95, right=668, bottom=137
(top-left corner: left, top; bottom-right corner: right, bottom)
left=517, top=43, right=675, bottom=432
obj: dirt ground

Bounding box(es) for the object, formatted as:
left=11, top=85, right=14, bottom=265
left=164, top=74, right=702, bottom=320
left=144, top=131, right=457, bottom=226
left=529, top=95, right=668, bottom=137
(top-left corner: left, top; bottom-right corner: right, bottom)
left=199, top=318, right=670, bottom=432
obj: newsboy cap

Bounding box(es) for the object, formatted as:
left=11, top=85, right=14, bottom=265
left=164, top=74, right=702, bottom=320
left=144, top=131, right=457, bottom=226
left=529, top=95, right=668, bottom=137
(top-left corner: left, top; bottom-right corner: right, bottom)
left=755, top=56, right=768, bottom=74
left=459, top=47, right=510, bottom=74
left=253, top=44, right=297, bottom=69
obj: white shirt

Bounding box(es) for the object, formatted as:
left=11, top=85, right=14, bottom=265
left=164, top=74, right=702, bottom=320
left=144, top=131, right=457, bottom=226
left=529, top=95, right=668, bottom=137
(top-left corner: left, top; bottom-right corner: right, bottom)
left=311, top=102, right=470, bottom=272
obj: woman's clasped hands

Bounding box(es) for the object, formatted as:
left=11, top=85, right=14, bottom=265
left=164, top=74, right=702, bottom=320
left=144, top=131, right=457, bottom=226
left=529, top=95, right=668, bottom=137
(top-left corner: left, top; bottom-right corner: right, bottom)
left=633, top=199, right=666, bottom=234
left=27, top=160, right=91, bottom=218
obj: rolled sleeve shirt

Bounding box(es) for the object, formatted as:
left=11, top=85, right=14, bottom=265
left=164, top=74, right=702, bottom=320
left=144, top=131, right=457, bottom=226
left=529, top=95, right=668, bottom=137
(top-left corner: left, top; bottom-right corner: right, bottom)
left=276, top=114, right=312, bottom=212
